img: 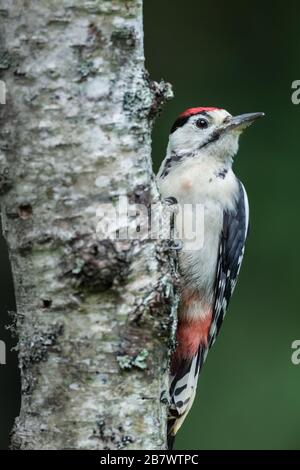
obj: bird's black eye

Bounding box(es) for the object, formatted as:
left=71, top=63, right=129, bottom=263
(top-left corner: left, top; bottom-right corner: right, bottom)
left=196, top=118, right=209, bottom=129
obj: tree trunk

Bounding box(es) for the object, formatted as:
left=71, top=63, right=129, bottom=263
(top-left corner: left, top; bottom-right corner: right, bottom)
left=0, top=0, right=176, bottom=450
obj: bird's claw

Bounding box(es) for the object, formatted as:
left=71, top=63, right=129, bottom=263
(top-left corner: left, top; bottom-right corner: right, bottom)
left=164, top=196, right=178, bottom=206
left=167, top=239, right=183, bottom=251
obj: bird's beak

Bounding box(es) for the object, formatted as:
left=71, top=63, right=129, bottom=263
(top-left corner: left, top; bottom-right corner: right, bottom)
left=225, top=112, right=265, bottom=133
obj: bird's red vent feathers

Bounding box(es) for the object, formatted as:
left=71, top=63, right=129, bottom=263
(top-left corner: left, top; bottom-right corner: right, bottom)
left=179, top=107, right=220, bottom=118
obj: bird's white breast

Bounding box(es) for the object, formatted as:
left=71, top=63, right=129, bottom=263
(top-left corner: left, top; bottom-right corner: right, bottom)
left=158, top=155, right=239, bottom=314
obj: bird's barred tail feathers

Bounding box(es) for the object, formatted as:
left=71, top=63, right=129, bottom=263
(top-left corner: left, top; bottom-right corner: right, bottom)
left=167, top=346, right=205, bottom=449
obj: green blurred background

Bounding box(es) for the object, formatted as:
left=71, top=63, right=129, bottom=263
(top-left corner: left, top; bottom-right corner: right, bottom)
left=0, top=0, right=300, bottom=450
left=144, top=0, right=300, bottom=450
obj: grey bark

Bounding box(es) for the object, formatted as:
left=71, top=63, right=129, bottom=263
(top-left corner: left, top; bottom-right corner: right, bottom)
left=0, top=0, right=177, bottom=450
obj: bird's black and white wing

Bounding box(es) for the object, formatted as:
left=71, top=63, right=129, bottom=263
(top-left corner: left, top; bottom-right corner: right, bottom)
left=167, top=179, right=249, bottom=448
left=207, top=179, right=249, bottom=352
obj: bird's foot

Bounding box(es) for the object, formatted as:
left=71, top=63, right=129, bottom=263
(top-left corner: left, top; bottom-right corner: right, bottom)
left=167, top=239, right=183, bottom=251
left=164, top=196, right=178, bottom=206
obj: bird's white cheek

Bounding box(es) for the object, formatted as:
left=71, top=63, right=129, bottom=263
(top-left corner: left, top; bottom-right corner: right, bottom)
left=226, top=134, right=239, bottom=156
left=211, top=133, right=239, bottom=160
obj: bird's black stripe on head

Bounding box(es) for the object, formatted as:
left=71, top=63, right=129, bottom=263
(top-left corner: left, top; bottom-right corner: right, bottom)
left=170, top=115, right=190, bottom=134
left=170, top=111, right=210, bottom=134
left=198, top=128, right=222, bottom=150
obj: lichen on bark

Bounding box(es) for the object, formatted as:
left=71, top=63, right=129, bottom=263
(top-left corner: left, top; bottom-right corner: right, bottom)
left=0, top=0, right=176, bottom=450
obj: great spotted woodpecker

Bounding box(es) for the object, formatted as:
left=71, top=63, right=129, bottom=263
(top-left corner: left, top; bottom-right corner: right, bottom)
left=157, top=107, right=264, bottom=448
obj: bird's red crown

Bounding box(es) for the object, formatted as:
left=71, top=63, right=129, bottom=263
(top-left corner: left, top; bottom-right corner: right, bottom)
left=179, top=107, right=220, bottom=118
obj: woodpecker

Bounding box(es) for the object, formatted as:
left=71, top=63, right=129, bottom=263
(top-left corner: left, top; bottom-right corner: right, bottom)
left=157, top=106, right=264, bottom=448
